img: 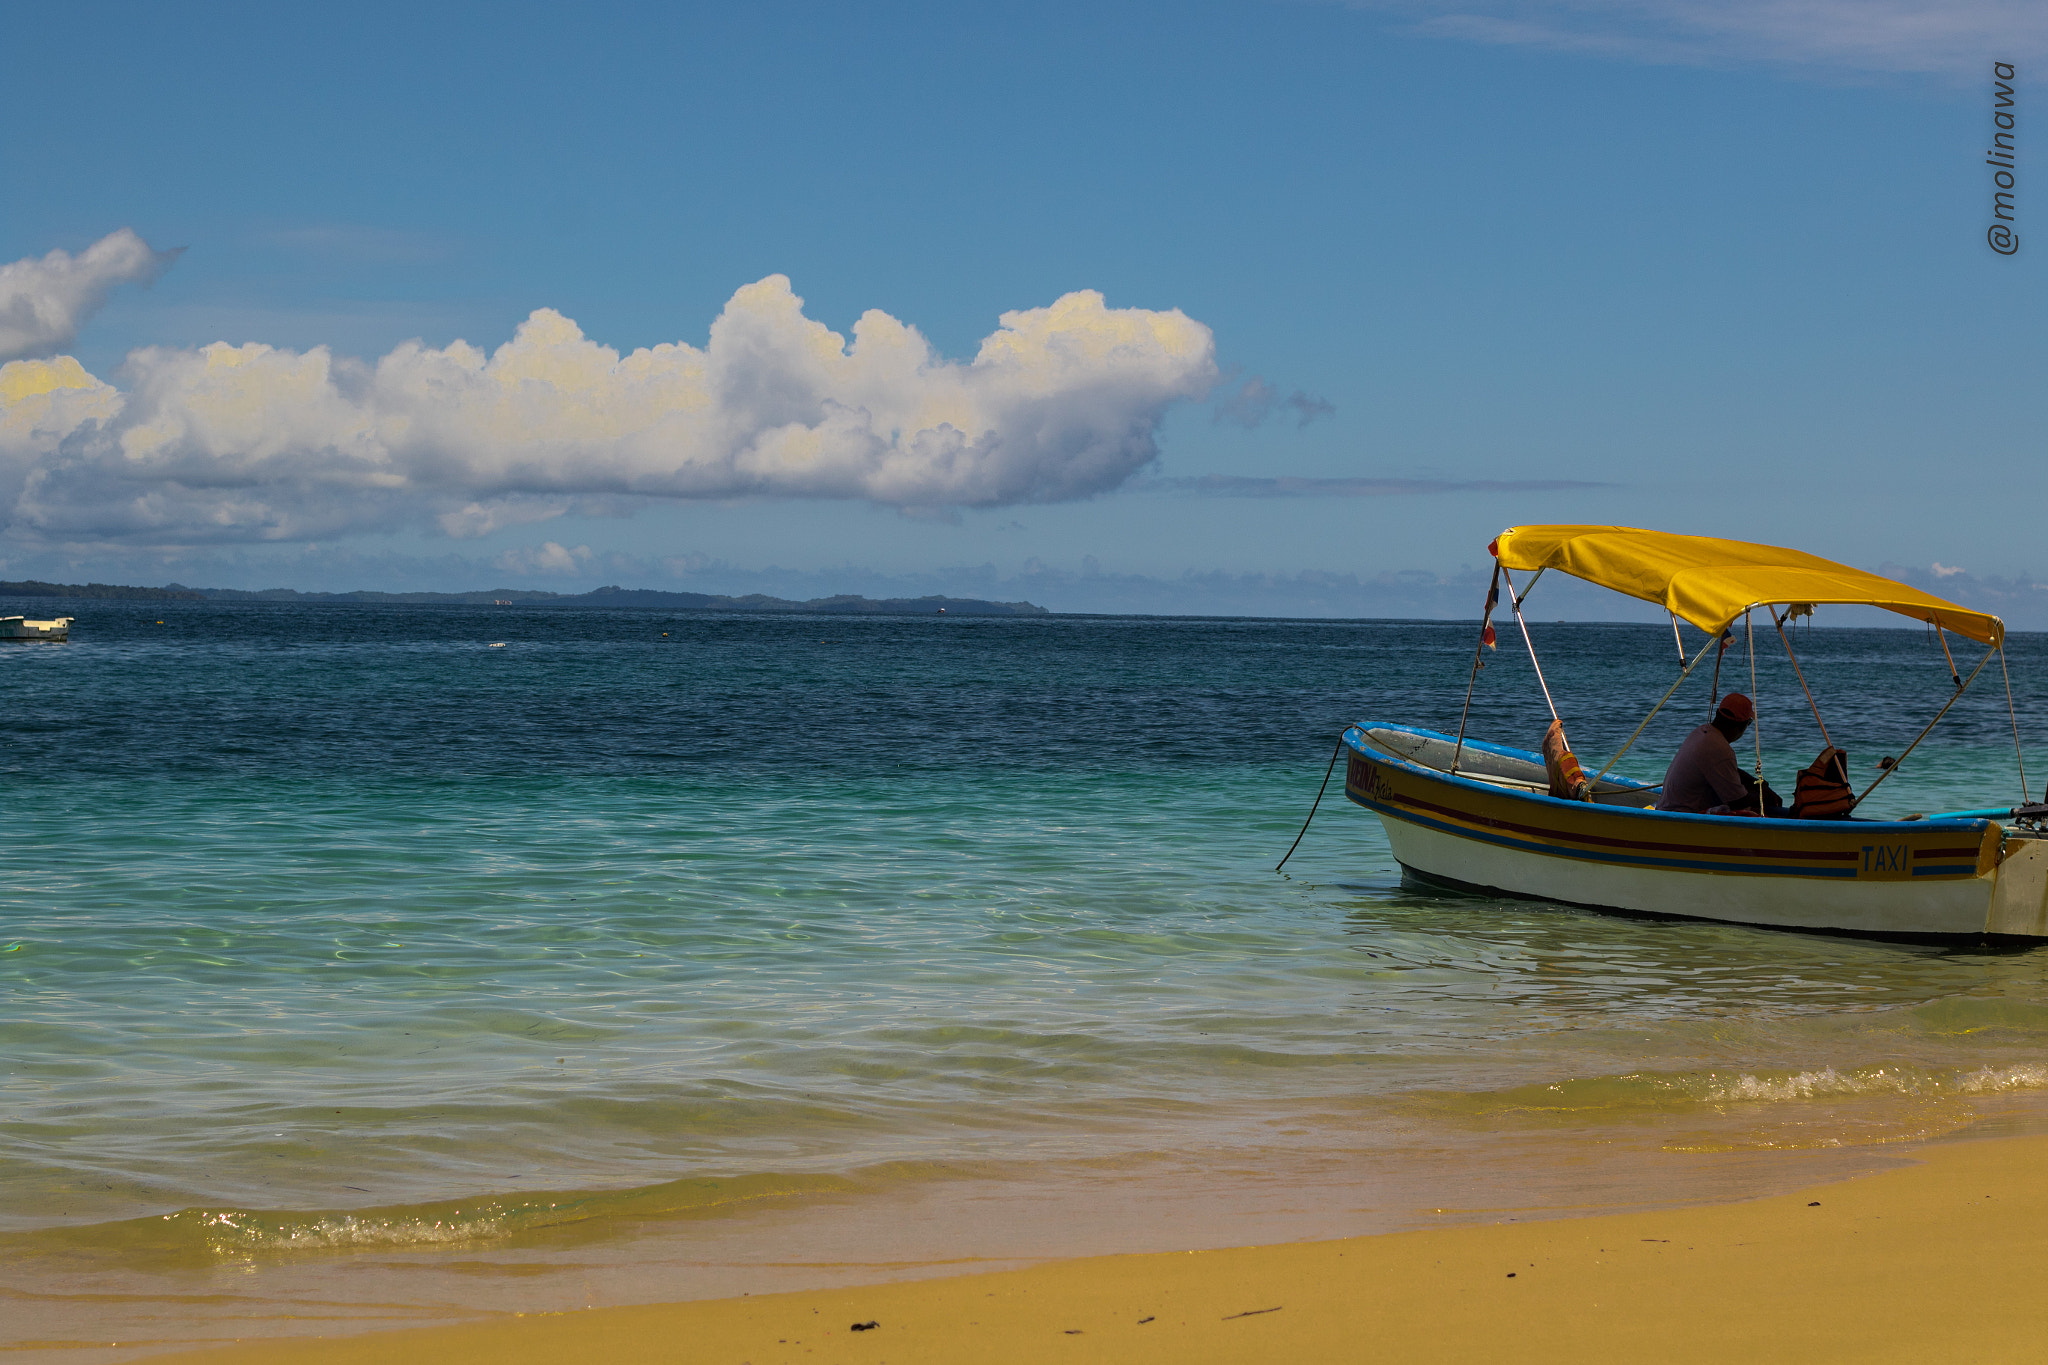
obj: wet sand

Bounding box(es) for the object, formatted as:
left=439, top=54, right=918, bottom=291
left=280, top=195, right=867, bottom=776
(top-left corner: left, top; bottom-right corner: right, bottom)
left=154, top=1133, right=2048, bottom=1364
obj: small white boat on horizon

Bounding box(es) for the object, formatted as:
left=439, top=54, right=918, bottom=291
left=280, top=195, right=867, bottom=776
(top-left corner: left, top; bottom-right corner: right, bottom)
left=0, top=615, right=72, bottom=641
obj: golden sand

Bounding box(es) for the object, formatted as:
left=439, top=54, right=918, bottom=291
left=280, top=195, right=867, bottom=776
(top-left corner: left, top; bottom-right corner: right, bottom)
left=159, top=1134, right=2048, bottom=1364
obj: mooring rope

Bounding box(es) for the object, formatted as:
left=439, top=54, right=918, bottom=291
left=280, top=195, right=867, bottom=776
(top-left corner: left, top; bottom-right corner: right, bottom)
left=1746, top=609, right=1763, bottom=815
left=1770, top=606, right=1831, bottom=749
left=1276, top=738, right=1347, bottom=873
left=1501, top=567, right=1561, bottom=725
left=1592, top=631, right=1717, bottom=782
left=1854, top=644, right=1995, bottom=810
left=1449, top=563, right=1501, bottom=776
left=2000, top=643, right=2030, bottom=804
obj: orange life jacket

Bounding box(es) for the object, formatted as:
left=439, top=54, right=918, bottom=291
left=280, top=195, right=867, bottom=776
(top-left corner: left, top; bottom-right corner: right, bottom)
left=1542, top=720, right=1593, bottom=802
left=1791, top=746, right=1854, bottom=820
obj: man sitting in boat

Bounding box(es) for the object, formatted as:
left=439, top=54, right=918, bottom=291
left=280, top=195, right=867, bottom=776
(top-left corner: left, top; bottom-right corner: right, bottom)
left=1656, top=694, right=1784, bottom=817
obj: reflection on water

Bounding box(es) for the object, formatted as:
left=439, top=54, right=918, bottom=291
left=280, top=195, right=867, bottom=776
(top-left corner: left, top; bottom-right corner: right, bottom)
left=1340, top=891, right=2048, bottom=1022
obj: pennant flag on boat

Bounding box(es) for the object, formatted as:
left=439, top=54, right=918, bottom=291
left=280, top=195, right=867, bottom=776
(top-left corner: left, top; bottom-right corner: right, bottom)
left=1480, top=567, right=1499, bottom=649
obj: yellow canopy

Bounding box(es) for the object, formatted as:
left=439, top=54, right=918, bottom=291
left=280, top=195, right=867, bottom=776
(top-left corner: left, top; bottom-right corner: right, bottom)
left=1491, top=525, right=2003, bottom=647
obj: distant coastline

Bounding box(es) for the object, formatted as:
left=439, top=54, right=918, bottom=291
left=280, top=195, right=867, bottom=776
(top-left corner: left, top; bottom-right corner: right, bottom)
left=0, top=580, right=1049, bottom=616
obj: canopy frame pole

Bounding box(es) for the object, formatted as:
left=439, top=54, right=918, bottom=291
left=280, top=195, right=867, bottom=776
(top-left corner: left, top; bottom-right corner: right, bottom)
left=1747, top=609, right=1763, bottom=815
left=2000, top=644, right=2030, bottom=803
left=1936, top=626, right=1962, bottom=690
left=1853, top=644, right=1996, bottom=811
left=1500, top=566, right=1561, bottom=726
left=1449, top=563, right=1501, bottom=776
left=1769, top=607, right=1832, bottom=749
left=1668, top=612, right=1685, bottom=666
left=1593, top=631, right=1719, bottom=783
left=1710, top=630, right=1728, bottom=709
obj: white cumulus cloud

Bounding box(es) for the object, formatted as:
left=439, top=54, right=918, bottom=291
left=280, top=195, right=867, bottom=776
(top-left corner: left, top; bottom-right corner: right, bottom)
left=0, top=274, right=1216, bottom=548
left=0, top=229, right=182, bottom=363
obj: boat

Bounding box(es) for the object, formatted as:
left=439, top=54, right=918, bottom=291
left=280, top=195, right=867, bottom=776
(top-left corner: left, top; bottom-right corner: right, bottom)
left=1340, top=525, right=2048, bottom=940
left=0, top=615, right=72, bottom=641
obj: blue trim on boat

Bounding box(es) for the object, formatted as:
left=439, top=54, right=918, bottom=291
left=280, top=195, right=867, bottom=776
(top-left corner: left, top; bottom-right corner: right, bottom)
left=1350, top=793, right=1862, bottom=878
left=1344, top=723, right=1993, bottom=837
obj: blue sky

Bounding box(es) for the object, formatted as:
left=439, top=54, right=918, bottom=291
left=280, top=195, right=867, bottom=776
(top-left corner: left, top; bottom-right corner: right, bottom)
left=2, top=1, right=2043, bottom=617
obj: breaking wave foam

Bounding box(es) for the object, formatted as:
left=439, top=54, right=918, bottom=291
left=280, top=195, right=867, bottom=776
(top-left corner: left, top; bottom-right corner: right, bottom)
left=1705, top=1063, right=2048, bottom=1103
left=1409, top=1061, right=2048, bottom=1123
left=2, top=1168, right=880, bottom=1265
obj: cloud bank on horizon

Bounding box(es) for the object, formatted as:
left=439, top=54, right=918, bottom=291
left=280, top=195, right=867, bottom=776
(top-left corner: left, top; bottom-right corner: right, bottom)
left=0, top=232, right=1217, bottom=548
left=1353, top=0, right=2048, bottom=75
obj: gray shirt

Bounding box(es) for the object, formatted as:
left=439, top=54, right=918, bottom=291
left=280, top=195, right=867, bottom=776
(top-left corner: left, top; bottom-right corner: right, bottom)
left=1658, top=722, right=1750, bottom=813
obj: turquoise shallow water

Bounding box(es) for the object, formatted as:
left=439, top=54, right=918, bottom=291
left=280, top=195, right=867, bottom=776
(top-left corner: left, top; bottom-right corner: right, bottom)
left=6, top=601, right=2048, bottom=1308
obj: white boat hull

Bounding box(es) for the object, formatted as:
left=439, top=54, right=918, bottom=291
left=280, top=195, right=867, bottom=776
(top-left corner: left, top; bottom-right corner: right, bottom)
left=1348, top=722, right=2048, bottom=940
left=0, top=615, right=71, bottom=641
left=1385, top=817, right=1998, bottom=937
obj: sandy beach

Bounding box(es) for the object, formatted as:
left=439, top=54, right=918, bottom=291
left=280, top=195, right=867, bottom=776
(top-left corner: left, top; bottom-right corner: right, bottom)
left=151, top=1132, right=2048, bottom=1364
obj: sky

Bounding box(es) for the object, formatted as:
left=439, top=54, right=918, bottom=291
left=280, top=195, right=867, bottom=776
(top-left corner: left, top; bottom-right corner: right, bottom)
left=2, top=0, right=2044, bottom=619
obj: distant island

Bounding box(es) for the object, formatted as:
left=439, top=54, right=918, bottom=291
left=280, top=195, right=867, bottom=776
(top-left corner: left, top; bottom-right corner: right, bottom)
left=0, top=580, right=1049, bottom=616
left=0, top=580, right=210, bottom=601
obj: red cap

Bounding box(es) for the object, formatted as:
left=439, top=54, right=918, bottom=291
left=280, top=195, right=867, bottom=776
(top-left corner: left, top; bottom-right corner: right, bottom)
left=1717, top=692, right=1755, bottom=723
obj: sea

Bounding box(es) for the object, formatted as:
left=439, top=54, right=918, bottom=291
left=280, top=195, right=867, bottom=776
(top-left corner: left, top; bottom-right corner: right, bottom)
left=8, top=599, right=2048, bottom=1358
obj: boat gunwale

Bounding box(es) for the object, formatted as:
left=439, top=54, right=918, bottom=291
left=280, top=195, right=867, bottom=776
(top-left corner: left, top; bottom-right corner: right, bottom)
left=1346, top=722, right=1996, bottom=838
left=1363, top=723, right=1659, bottom=793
